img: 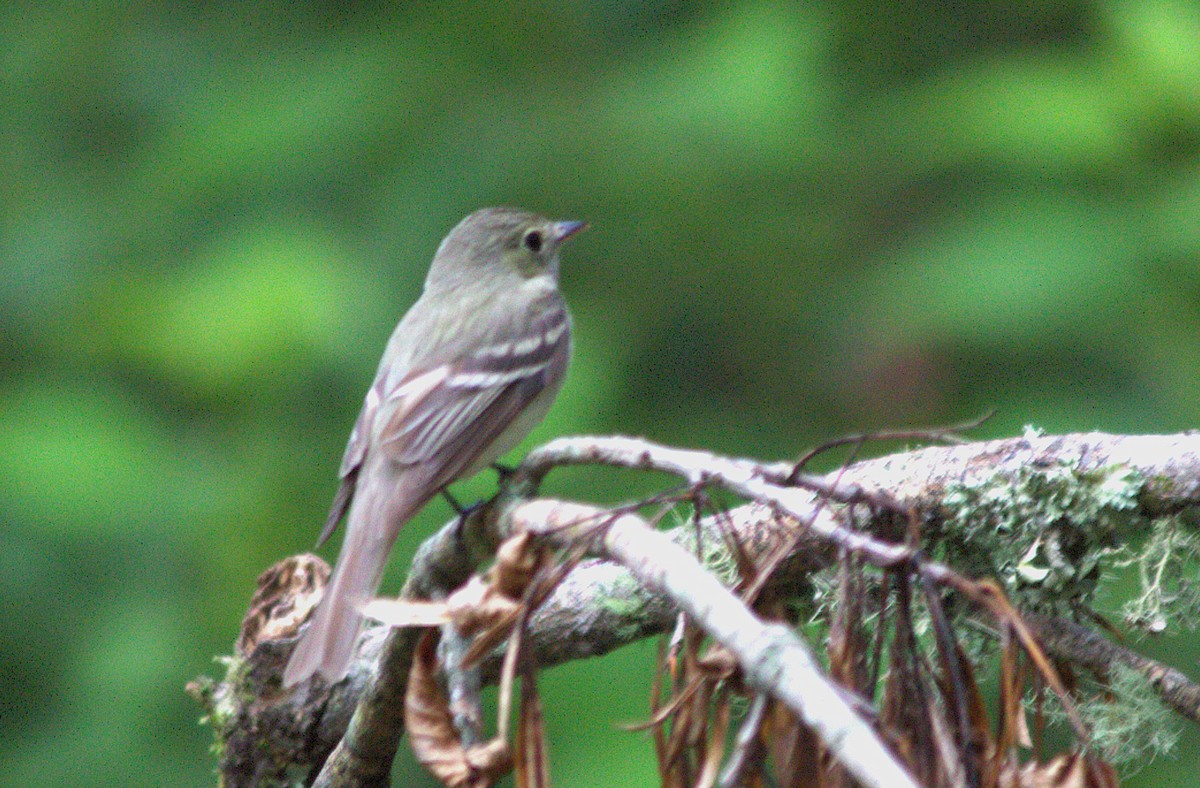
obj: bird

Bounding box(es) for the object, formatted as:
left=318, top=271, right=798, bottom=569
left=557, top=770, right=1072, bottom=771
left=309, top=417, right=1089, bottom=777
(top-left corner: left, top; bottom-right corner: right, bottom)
left=283, top=207, right=585, bottom=686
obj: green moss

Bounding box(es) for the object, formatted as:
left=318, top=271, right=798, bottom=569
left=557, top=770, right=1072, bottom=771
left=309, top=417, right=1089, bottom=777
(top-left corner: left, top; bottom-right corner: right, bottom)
left=671, top=507, right=740, bottom=586
left=1115, top=516, right=1200, bottom=635
left=938, top=460, right=1145, bottom=610
left=1044, top=663, right=1180, bottom=767
left=189, top=655, right=243, bottom=763
left=600, top=573, right=649, bottom=620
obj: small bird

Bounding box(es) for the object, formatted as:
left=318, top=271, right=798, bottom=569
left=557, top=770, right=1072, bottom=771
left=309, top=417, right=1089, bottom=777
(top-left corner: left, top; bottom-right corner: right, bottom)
left=283, top=207, right=585, bottom=686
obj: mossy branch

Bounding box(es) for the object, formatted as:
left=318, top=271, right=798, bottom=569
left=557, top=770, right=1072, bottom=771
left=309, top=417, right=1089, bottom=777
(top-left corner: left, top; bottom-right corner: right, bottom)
left=193, top=430, right=1200, bottom=786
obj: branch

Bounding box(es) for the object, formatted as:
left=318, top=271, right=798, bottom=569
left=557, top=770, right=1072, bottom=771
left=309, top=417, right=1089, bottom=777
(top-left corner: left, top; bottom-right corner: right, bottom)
left=1024, top=611, right=1200, bottom=723
left=193, top=430, right=1200, bottom=785
left=519, top=431, right=1200, bottom=517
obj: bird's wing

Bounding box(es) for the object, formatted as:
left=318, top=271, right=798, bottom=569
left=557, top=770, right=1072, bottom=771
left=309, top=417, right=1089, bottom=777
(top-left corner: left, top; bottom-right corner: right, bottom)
left=379, top=305, right=570, bottom=476
left=317, top=359, right=454, bottom=544
left=316, top=305, right=569, bottom=545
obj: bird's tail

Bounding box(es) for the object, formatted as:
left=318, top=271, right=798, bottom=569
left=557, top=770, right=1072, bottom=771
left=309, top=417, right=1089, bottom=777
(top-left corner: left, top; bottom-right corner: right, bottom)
left=283, top=467, right=428, bottom=686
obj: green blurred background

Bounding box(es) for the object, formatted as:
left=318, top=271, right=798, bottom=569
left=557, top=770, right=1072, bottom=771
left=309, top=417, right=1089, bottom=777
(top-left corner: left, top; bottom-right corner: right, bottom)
left=5, top=1, right=1200, bottom=784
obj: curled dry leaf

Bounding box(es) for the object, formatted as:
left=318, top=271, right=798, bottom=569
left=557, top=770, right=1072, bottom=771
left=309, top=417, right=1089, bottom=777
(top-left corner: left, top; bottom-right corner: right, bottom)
left=492, top=532, right=543, bottom=600
left=406, top=629, right=512, bottom=787
left=455, top=533, right=554, bottom=668
left=237, top=553, right=328, bottom=657
left=447, top=576, right=522, bottom=639
left=464, top=740, right=513, bottom=785
left=407, top=630, right=470, bottom=785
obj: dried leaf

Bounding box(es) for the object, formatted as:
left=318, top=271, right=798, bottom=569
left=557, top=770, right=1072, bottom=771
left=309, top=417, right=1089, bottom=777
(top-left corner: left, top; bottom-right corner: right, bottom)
left=514, top=667, right=550, bottom=788
left=1006, top=751, right=1118, bottom=788
left=360, top=598, right=451, bottom=628
left=406, top=630, right=512, bottom=786
left=953, top=641, right=993, bottom=786
left=695, top=645, right=738, bottom=678
left=715, top=694, right=769, bottom=787
left=447, top=576, right=521, bottom=638
left=971, top=579, right=1092, bottom=745
left=765, top=700, right=821, bottom=787
left=926, top=696, right=966, bottom=788
left=492, top=532, right=543, bottom=600
left=696, top=689, right=732, bottom=788
left=881, top=586, right=937, bottom=782
left=990, top=626, right=1027, bottom=784
left=828, top=554, right=870, bottom=694
left=406, top=630, right=469, bottom=785
left=660, top=687, right=698, bottom=781
left=457, top=536, right=560, bottom=667
left=624, top=678, right=701, bottom=732
left=464, top=740, right=513, bottom=783
left=651, top=639, right=669, bottom=767
left=1015, top=698, right=1033, bottom=750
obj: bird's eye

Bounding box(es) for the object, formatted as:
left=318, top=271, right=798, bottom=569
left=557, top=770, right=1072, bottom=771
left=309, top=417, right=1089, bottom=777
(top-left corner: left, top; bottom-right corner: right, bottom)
left=522, top=230, right=543, bottom=252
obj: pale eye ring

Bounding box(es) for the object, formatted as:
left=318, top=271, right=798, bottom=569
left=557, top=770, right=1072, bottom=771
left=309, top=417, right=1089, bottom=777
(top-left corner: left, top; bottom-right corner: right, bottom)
left=522, top=229, right=543, bottom=252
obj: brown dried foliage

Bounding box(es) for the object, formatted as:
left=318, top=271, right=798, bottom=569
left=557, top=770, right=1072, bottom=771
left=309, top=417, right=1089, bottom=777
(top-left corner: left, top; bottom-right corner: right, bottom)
left=402, top=533, right=567, bottom=787
left=406, top=629, right=512, bottom=788
left=638, top=526, right=1120, bottom=788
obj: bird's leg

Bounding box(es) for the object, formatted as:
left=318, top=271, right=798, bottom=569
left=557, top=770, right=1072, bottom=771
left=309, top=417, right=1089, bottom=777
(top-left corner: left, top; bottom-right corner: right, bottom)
left=441, top=489, right=486, bottom=535
left=491, top=462, right=516, bottom=483
left=441, top=464, right=516, bottom=533
left=441, top=488, right=467, bottom=515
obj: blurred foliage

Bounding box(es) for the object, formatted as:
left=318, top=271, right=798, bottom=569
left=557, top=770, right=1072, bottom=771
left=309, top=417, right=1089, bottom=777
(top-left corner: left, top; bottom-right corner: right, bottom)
left=4, top=1, right=1200, bottom=784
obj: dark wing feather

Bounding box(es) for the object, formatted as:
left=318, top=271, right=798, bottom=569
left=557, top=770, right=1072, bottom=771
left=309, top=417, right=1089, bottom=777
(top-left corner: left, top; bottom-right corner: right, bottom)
left=315, top=377, right=383, bottom=545
left=317, top=469, right=358, bottom=546
left=379, top=305, right=569, bottom=478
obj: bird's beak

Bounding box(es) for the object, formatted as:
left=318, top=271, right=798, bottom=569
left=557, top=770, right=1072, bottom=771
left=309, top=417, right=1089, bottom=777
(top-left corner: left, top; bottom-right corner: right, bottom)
left=552, top=220, right=588, bottom=243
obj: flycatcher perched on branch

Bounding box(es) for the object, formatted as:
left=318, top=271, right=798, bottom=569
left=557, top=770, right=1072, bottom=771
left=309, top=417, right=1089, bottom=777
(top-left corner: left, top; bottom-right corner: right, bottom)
left=284, top=207, right=585, bottom=686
